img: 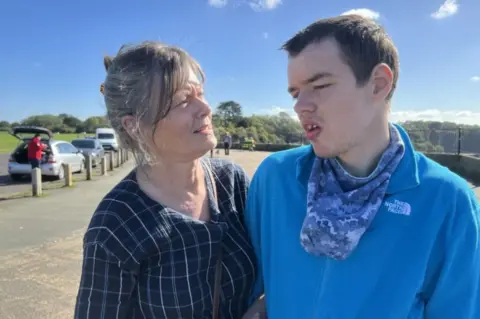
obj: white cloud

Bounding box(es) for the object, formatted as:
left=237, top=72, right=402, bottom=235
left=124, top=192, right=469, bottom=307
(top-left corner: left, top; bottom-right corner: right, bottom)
left=255, top=106, right=298, bottom=120
left=249, top=0, right=282, bottom=11
left=390, top=109, right=480, bottom=125
left=262, top=32, right=269, bottom=39
left=431, top=0, right=458, bottom=19
left=208, top=0, right=227, bottom=8
left=341, top=8, right=380, bottom=20
left=256, top=106, right=480, bottom=126
left=471, top=76, right=480, bottom=82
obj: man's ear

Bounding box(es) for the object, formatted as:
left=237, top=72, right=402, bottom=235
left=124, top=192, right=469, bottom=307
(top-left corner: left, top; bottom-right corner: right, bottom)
left=371, top=63, right=394, bottom=102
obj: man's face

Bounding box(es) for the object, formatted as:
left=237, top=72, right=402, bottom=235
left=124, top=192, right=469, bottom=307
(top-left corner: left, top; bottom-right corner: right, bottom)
left=287, top=38, right=381, bottom=158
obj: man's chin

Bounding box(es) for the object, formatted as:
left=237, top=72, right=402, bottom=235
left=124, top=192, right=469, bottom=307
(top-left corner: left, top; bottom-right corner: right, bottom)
left=311, top=143, right=337, bottom=159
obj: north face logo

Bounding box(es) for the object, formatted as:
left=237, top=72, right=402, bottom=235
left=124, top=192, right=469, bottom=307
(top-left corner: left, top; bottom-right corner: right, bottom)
left=384, top=199, right=411, bottom=216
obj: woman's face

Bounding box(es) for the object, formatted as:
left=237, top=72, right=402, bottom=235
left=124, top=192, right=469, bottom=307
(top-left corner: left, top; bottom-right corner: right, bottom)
left=149, top=68, right=217, bottom=162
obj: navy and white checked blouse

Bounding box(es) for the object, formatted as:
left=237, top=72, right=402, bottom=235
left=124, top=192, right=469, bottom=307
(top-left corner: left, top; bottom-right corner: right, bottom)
left=74, top=158, right=257, bottom=319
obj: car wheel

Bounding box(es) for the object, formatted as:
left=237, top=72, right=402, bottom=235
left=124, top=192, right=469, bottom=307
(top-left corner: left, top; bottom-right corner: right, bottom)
left=78, top=160, right=84, bottom=173
left=56, top=165, right=65, bottom=180
left=9, top=174, right=23, bottom=181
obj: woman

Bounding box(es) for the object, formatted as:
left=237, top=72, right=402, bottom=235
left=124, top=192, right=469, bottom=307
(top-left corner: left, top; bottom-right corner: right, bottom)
left=74, top=41, right=258, bottom=319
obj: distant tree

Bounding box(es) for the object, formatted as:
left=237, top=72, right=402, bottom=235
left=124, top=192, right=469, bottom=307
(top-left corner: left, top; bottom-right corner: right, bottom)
left=10, top=122, right=20, bottom=129
left=59, top=113, right=83, bottom=131
left=216, top=101, right=242, bottom=126
left=0, top=121, right=10, bottom=131
left=21, top=114, right=64, bottom=131
left=82, top=116, right=111, bottom=133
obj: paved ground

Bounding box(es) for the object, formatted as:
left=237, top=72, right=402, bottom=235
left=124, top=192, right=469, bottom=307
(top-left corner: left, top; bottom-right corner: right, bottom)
left=0, top=159, right=137, bottom=319
left=0, top=150, right=268, bottom=319
left=0, top=153, right=118, bottom=196
left=0, top=150, right=477, bottom=319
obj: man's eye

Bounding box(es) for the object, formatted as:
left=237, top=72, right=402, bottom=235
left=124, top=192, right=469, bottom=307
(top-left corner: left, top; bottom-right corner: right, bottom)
left=314, top=84, right=332, bottom=90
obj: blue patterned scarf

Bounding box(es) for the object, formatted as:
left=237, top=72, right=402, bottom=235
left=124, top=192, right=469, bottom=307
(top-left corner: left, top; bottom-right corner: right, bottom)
left=300, top=124, right=405, bottom=260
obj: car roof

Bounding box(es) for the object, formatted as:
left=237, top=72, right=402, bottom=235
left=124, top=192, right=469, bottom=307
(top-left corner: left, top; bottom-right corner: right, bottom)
left=50, top=140, right=71, bottom=145
left=72, top=138, right=97, bottom=142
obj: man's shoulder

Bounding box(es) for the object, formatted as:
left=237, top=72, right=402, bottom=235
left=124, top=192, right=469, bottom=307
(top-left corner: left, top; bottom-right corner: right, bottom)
left=415, top=152, right=473, bottom=194
left=255, top=145, right=312, bottom=176
left=415, top=152, right=478, bottom=218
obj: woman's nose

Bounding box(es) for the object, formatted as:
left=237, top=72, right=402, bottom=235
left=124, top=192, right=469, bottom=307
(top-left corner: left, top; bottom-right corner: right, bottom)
left=194, top=96, right=211, bottom=116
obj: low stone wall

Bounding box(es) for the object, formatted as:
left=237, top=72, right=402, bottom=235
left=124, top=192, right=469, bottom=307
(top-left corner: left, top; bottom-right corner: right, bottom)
left=425, top=153, right=480, bottom=185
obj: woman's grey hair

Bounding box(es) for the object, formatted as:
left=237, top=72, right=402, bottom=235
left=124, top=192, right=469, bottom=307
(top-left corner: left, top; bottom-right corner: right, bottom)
left=102, top=41, right=205, bottom=165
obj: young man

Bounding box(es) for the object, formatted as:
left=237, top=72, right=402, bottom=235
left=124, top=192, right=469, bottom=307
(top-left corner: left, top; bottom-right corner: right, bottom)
left=245, top=15, right=480, bottom=318
left=28, top=133, right=46, bottom=169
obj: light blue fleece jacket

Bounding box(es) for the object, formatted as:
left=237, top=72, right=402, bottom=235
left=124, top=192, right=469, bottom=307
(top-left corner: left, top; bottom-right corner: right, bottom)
left=245, top=124, right=480, bottom=319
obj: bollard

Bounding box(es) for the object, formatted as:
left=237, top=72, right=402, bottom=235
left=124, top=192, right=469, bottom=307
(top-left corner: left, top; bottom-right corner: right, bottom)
left=85, top=155, right=92, bottom=180
left=108, top=152, right=114, bottom=171
left=119, top=149, right=124, bottom=164
left=100, top=156, right=107, bottom=176
left=31, top=168, right=42, bottom=197
left=116, top=151, right=121, bottom=168
left=63, top=163, right=73, bottom=187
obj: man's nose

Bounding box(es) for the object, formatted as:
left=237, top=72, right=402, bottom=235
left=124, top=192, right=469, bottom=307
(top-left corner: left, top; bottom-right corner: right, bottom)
left=294, top=95, right=316, bottom=115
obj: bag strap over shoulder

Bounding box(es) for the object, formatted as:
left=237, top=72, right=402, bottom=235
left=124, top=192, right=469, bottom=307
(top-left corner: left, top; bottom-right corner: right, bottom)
left=205, top=160, right=223, bottom=319
left=212, top=249, right=223, bottom=319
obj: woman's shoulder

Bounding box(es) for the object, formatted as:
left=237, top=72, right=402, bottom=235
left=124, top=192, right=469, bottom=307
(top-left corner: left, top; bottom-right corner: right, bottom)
left=205, top=157, right=249, bottom=184
left=83, top=170, right=162, bottom=258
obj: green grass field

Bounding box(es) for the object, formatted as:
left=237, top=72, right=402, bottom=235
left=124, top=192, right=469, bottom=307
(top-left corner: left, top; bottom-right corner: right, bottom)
left=0, top=131, right=81, bottom=154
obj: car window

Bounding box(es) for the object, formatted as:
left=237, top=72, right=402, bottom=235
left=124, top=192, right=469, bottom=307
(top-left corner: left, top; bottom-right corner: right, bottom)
left=65, top=143, right=78, bottom=153
left=72, top=140, right=95, bottom=149
left=97, top=133, right=114, bottom=139
left=56, top=143, right=70, bottom=154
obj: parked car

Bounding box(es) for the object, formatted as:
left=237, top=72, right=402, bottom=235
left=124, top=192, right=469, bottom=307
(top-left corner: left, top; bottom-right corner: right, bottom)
left=71, top=138, right=105, bottom=167
left=96, top=127, right=119, bottom=152
left=7, top=126, right=85, bottom=181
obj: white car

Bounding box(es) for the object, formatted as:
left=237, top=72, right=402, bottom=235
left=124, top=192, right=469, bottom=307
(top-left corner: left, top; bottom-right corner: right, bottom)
left=96, top=127, right=119, bottom=152
left=8, top=126, right=85, bottom=181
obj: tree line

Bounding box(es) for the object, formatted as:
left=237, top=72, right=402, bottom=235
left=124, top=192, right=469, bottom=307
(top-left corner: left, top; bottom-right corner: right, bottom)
left=0, top=114, right=110, bottom=134
left=1, top=101, right=479, bottom=153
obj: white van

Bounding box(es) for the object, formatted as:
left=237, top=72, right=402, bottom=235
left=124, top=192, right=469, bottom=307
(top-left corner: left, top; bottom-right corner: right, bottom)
left=96, top=128, right=119, bottom=152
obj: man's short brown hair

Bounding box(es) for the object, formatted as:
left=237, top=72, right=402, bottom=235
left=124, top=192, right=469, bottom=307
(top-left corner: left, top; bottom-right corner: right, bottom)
left=281, top=15, right=399, bottom=100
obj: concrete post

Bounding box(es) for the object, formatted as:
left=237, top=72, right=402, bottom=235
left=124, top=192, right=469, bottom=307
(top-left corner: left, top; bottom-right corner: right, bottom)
left=108, top=152, right=114, bottom=171
left=31, top=168, right=42, bottom=197
left=63, top=163, right=73, bottom=187
left=100, top=156, right=107, bottom=176
left=85, top=155, right=92, bottom=180
left=115, top=151, right=121, bottom=168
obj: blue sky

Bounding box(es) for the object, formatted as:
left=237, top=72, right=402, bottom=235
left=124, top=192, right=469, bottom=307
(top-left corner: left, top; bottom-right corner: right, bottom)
left=1, top=0, right=479, bottom=124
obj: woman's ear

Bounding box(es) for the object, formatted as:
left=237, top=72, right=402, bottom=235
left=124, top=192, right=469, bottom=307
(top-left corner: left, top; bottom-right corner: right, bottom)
left=121, top=115, right=136, bottom=136
left=104, top=56, right=113, bottom=71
